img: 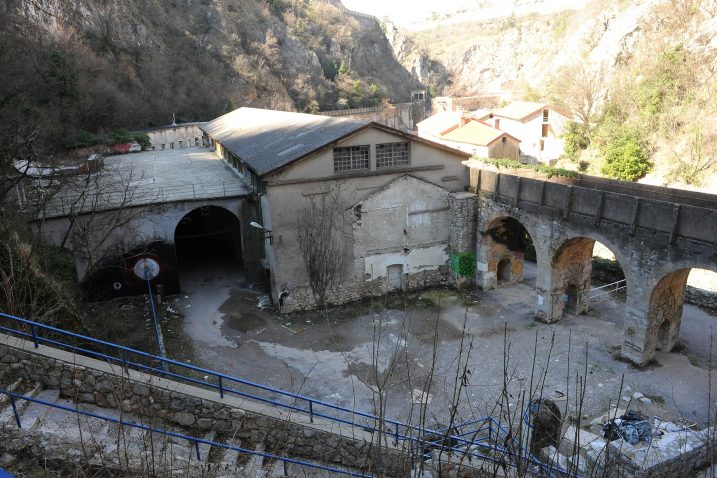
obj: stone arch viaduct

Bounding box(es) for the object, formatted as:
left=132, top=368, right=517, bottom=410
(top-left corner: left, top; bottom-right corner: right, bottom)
left=465, top=166, right=717, bottom=367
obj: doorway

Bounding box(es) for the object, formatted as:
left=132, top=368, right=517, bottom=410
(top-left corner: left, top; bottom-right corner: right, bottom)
left=387, top=264, right=403, bottom=291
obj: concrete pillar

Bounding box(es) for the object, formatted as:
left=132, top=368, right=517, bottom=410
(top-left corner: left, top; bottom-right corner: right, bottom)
left=536, top=237, right=594, bottom=323
left=621, top=302, right=655, bottom=366
left=623, top=270, right=689, bottom=365
left=621, top=269, right=689, bottom=366
left=448, top=192, right=478, bottom=288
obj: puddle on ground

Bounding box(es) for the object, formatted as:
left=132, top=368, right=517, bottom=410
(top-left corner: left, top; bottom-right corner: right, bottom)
left=225, top=311, right=267, bottom=333
left=220, top=288, right=268, bottom=333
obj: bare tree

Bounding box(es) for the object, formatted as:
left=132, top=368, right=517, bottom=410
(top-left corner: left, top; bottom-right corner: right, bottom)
left=296, top=182, right=348, bottom=309
left=550, top=64, right=607, bottom=139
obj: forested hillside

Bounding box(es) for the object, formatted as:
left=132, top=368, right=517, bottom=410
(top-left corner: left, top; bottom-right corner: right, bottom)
left=0, top=0, right=419, bottom=153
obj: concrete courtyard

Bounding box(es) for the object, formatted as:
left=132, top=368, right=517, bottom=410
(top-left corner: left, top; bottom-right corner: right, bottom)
left=168, top=259, right=717, bottom=432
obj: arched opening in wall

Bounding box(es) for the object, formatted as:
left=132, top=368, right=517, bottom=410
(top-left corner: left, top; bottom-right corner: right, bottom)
left=649, top=268, right=717, bottom=359
left=174, top=206, right=242, bottom=275
left=565, top=284, right=579, bottom=314
left=497, top=258, right=512, bottom=284
left=551, top=238, right=626, bottom=321
left=483, top=216, right=535, bottom=287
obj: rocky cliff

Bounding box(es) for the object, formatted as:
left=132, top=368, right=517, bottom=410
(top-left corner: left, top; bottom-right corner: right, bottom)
left=0, top=0, right=420, bottom=145
left=397, top=0, right=717, bottom=96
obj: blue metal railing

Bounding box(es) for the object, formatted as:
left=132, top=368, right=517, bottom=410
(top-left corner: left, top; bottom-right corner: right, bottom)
left=0, top=388, right=372, bottom=478
left=0, top=311, right=574, bottom=477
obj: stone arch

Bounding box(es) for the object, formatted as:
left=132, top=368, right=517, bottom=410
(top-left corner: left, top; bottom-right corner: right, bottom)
left=174, top=205, right=242, bottom=272
left=542, top=235, right=629, bottom=322
left=477, top=213, right=540, bottom=290
left=646, top=263, right=717, bottom=354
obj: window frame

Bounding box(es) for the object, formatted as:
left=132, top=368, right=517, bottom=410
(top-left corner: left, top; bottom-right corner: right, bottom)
left=375, top=141, right=411, bottom=169
left=333, top=145, right=370, bottom=173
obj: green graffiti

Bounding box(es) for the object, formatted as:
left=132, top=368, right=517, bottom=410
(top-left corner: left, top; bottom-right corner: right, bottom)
left=450, top=253, right=476, bottom=277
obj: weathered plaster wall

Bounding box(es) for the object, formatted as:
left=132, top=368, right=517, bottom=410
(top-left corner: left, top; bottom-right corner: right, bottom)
left=487, top=137, right=520, bottom=161
left=262, top=126, right=469, bottom=311
left=276, top=176, right=458, bottom=312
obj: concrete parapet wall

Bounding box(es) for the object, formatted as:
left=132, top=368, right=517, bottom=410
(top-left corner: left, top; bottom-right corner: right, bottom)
left=0, top=334, right=407, bottom=476
left=470, top=167, right=717, bottom=245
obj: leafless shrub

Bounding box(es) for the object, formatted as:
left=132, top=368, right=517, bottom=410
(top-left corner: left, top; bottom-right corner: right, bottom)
left=296, top=182, right=348, bottom=309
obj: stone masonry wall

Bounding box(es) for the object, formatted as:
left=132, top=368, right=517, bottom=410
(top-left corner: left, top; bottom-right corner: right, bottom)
left=685, top=286, right=717, bottom=311
left=281, top=266, right=449, bottom=312
left=0, top=335, right=408, bottom=476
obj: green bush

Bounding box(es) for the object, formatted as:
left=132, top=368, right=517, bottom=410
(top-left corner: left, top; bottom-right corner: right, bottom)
left=475, top=157, right=579, bottom=179
left=563, top=120, right=590, bottom=160
left=131, top=132, right=151, bottom=149
left=600, top=127, right=652, bottom=181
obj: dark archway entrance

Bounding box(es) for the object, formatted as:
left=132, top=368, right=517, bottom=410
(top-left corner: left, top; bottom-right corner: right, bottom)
left=565, top=284, right=579, bottom=314
left=497, top=258, right=512, bottom=284
left=174, top=206, right=242, bottom=270
left=481, top=216, right=535, bottom=289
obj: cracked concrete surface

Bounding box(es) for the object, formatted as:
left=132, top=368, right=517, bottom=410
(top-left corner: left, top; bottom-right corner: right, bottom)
left=174, top=260, right=717, bottom=430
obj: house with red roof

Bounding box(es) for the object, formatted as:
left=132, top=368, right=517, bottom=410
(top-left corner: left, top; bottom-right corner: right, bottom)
left=416, top=112, right=520, bottom=160
left=486, top=101, right=568, bottom=164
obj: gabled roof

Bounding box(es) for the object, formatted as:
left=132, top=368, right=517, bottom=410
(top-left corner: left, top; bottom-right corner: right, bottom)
left=352, top=174, right=449, bottom=208
left=201, top=107, right=469, bottom=177
left=416, top=111, right=462, bottom=137
left=200, top=108, right=369, bottom=176
left=441, top=120, right=519, bottom=147
left=492, top=101, right=548, bottom=121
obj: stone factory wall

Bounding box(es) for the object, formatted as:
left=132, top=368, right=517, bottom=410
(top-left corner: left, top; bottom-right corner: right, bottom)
left=0, top=334, right=407, bottom=476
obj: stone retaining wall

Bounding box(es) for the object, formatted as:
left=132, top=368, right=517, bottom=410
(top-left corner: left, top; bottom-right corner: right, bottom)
left=685, top=286, right=717, bottom=311
left=281, top=266, right=449, bottom=312
left=0, top=334, right=408, bottom=476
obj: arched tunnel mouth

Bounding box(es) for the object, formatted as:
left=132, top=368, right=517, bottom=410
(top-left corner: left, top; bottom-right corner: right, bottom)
left=174, top=205, right=242, bottom=270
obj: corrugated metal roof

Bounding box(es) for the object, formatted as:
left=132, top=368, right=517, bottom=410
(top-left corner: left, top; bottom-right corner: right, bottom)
left=200, top=108, right=369, bottom=176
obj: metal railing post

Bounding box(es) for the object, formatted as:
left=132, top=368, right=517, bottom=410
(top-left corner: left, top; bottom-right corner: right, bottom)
left=218, top=376, right=224, bottom=399
left=394, top=424, right=399, bottom=446
left=31, top=325, right=39, bottom=348
left=10, top=396, right=21, bottom=428
left=309, top=401, right=314, bottom=423
left=195, top=441, right=201, bottom=461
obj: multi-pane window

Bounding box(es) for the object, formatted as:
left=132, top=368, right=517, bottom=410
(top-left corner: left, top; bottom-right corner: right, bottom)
left=333, top=145, right=370, bottom=172
left=376, top=142, right=410, bottom=169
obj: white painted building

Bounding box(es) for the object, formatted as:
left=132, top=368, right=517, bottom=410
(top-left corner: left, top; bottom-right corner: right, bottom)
left=484, top=102, right=568, bottom=164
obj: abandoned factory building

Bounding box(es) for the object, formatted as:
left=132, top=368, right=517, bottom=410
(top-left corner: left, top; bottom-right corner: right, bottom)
left=200, top=107, right=473, bottom=311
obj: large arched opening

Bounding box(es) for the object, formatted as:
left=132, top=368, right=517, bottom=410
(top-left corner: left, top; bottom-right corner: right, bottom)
left=549, top=237, right=626, bottom=322
left=174, top=206, right=242, bottom=273
left=479, top=216, right=536, bottom=289
left=647, top=267, right=717, bottom=358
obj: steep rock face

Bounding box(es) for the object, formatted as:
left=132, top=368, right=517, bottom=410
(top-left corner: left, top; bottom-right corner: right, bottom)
left=402, top=0, right=717, bottom=96
left=1, top=0, right=419, bottom=136
left=384, top=21, right=450, bottom=92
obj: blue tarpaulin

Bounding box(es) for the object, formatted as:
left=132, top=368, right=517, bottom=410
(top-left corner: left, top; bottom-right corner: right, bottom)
left=0, top=468, right=14, bottom=478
